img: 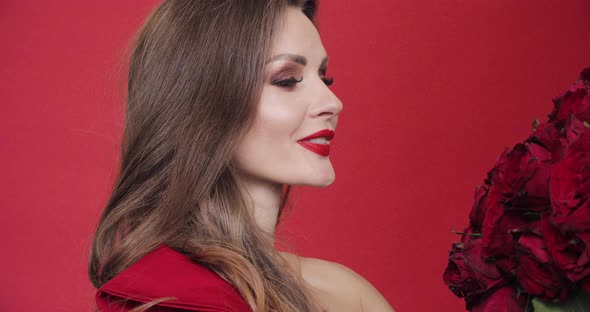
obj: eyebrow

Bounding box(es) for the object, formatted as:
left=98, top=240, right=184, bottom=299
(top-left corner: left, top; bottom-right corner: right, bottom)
left=266, top=53, right=329, bottom=69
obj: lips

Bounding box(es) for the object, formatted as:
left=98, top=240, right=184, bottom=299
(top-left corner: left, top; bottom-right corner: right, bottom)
left=297, top=129, right=335, bottom=157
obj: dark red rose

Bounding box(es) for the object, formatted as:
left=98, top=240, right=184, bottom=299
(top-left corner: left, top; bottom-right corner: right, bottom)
left=543, top=215, right=590, bottom=289
left=443, top=235, right=511, bottom=303
left=546, top=127, right=590, bottom=287
left=445, top=68, right=590, bottom=310
left=561, top=115, right=588, bottom=153
left=481, top=210, right=529, bottom=274
left=473, top=142, right=553, bottom=267
left=527, top=120, right=564, bottom=162
left=515, top=225, right=570, bottom=301
left=548, top=68, right=590, bottom=124
left=550, top=129, right=590, bottom=223
left=500, top=143, right=553, bottom=212
left=469, top=286, right=528, bottom=312
left=530, top=124, right=590, bottom=290
left=490, top=143, right=551, bottom=213
left=469, top=183, right=491, bottom=231
left=468, top=150, right=508, bottom=230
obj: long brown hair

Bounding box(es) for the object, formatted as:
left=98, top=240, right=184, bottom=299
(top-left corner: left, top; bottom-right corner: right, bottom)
left=88, top=0, right=322, bottom=311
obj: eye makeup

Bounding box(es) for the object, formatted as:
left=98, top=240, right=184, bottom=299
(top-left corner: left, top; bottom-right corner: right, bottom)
left=266, top=57, right=334, bottom=88
left=269, top=65, right=302, bottom=84
left=265, top=61, right=304, bottom=89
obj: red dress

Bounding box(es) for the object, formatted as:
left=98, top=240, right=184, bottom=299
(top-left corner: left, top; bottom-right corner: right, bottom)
left=96, top=244, right=252, bottom=312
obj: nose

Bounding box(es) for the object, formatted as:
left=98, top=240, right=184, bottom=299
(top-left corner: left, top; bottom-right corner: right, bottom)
left=311, top=78, right=343, bottom=118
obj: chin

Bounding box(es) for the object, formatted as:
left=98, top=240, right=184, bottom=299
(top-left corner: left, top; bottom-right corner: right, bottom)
left=313, top=179, right=335, bottom=188
left=299, top=172, right=336, bottom=188
left=269, top=165, right=336, bottom=187
left=312, top=166, right=336, bottom=187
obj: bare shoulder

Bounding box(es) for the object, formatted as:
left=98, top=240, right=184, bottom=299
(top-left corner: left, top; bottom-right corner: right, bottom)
left=280, top=252, right=395, bottom=312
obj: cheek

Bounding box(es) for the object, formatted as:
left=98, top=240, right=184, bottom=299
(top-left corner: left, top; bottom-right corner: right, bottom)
left=233, top=91, right=307, bottom=172
left=253, top=92, right=306, bottom=143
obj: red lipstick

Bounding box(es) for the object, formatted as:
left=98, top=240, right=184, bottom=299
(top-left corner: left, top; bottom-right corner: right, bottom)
left=297, top=129, right=335, bottom=157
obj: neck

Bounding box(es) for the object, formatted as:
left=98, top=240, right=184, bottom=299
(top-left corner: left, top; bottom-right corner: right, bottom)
left=237, top=172, right=283, bottom=245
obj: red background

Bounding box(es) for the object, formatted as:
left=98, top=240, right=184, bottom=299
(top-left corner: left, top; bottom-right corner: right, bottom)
left=1, top=0, right=589, bottom=311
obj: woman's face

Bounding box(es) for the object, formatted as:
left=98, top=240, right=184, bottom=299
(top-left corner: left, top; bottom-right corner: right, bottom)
left=233, top=6, right=343, bottom=188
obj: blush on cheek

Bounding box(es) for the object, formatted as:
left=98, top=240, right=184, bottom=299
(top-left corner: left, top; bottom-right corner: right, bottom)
left=259, top=106, right=302, bottom=131
left=258, top=88, right=307, bottom=129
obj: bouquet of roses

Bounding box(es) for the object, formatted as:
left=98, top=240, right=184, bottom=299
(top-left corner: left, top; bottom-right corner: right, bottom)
left=443, top=68, right=590, bottom=312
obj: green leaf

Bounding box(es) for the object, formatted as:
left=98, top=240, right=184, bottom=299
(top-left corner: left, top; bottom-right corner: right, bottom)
left=532, top=290, right=590, bottom=312
left=584, top=121, right=590, bottom=128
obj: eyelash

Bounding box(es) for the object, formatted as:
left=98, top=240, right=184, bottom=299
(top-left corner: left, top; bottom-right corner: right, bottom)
left=273, top=76, right=303, bottom=87
left=272, top=76, right=335, bottom=87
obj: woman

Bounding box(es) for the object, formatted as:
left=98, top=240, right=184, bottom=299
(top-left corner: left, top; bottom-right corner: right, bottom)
left=89, top=0, right=395, bottom=311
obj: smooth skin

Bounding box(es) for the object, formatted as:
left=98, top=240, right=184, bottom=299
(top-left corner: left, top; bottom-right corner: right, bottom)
left=280, top=252, right=395, bottom=312
left=233, top=6, right=395, bottom=312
